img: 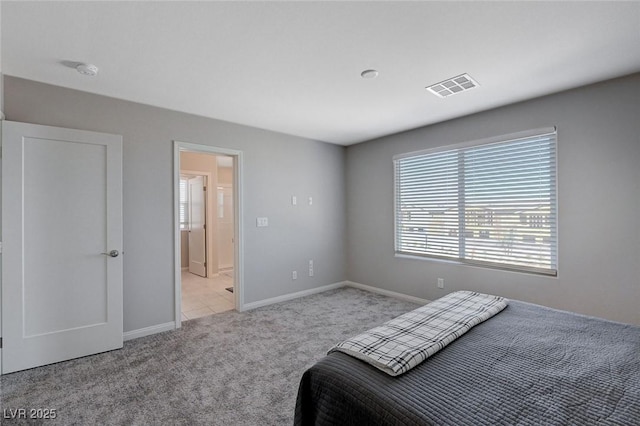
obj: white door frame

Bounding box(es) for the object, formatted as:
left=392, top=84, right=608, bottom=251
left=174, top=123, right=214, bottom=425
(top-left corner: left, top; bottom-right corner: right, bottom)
left=173, top=141, right=245, bottom=327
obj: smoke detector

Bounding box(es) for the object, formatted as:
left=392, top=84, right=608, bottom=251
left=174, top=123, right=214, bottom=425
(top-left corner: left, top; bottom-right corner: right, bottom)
left=361, top=69, right=379, bottom=79
left=76, top=63, right=99, bottom=77
left=426, top=73, right=479, bottom=98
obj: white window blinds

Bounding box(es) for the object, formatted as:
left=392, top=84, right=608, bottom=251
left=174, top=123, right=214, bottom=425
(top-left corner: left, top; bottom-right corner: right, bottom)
left=394, top=128, right=557, bottom=276
left=179, top=177, right=190, bottom=230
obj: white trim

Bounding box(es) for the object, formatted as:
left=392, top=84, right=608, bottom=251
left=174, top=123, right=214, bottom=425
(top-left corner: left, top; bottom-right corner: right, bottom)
left=173, top=143, right=182, bottom=327
left=233, top=152, right=245, bottom=312
left=243, top=282, right=347, bottom=311
left=344, top=281, right=430, bottom=305
left=123, top=322, right=176, bottom=341
left=122, top=282, right=426, bottom=341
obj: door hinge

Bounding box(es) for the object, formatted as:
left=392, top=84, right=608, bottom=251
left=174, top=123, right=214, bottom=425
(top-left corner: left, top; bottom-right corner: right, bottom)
left=203, top=186, right=207, bottom=191
left=0, top=337, right=3, bottom=349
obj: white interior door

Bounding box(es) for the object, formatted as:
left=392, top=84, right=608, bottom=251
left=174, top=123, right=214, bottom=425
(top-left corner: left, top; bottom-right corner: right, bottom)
left=188, top=175, right=207, bottom=277
left=1, top=121, right=123, bottom=374
left=217, top=185, right=234, bottom=270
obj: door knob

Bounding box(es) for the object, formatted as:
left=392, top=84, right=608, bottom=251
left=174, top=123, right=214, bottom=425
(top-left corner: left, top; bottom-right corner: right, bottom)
left=101, top=250, right=119, bottom=258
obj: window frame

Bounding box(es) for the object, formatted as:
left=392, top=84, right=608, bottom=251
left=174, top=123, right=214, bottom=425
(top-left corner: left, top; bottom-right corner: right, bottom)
left=393, top=127, right=558, bottom=276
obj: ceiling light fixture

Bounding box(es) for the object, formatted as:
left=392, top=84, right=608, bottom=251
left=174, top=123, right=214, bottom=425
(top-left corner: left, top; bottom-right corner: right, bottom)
left=360, top=69, right=379, bottom=79
left=426, top=73, right=479, bottom=98
left=76, top=63, right=99, bottom=77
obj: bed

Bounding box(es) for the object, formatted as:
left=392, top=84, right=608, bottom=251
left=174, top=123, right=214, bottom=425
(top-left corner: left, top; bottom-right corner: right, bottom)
left=294, top=299, right=640, bottom=425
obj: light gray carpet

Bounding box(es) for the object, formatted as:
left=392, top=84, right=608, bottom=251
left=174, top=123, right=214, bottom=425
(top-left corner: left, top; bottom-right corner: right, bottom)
left=1, top=288, right=419, bottom=425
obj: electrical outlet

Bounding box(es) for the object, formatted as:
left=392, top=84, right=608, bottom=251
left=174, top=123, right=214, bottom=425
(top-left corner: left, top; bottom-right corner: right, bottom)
left=309, top=260, right=314, bottom=277
left=437, top=278, right=444, bottom=289
left=256, top=217, right=269, bottom=227
left=292, top=195, right=297, bottom=205
left=292, top=271, right=297, bottom=280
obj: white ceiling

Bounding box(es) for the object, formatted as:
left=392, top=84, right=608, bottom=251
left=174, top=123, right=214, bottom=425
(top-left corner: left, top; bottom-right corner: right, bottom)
left=2, top=1, right=639, bottom=145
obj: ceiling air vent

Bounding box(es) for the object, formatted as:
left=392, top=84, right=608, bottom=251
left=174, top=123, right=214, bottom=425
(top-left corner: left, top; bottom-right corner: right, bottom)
left=426, top=73, right=479, bottom=98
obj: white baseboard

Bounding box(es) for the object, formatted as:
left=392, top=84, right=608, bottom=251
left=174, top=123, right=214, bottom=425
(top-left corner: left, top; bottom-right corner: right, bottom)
left=344, top=281, right=430, bottom=305
left=123, top=321, right=176, bottom=341
left=242, top=281, right=347, bottom=311
left=121, top=282, right=425, bottom=341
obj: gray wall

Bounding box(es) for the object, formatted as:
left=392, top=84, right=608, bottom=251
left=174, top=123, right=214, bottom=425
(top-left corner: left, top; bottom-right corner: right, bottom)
left=3, top=76, right=347, bottom=333
left=4, top=73, right=638, bottom=330
left=346, top=73, right=640, bottom=325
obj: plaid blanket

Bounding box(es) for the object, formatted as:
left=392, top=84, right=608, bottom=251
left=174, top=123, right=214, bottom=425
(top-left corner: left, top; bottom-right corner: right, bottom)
left=329, top=291, right=508, bottom=376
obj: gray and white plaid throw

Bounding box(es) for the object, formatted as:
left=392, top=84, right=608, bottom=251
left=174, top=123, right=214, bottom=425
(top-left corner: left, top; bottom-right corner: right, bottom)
left=329, top=290, right=508, bottom=376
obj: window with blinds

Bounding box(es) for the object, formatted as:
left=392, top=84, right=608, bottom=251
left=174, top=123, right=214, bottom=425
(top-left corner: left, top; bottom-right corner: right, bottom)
left=179, top=177, right=190, bottom=230
left=394, top=128, right=557, bottom=276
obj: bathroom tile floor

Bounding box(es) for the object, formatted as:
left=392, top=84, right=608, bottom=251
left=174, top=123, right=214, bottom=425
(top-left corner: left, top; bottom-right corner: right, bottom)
left=181, top=269, right=234, bottom=321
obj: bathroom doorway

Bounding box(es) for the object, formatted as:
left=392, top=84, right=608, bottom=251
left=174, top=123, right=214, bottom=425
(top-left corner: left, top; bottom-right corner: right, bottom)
left=174, top=142, right=243, bottom=325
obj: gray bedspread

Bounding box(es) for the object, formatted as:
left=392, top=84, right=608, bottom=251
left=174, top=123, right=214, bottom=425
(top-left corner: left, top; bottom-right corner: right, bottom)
left=294, top=300, right=640, bottom=425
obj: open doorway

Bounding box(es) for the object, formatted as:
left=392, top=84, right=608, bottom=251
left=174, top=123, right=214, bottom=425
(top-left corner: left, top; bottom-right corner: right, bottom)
left=174, top=142, right=243, bottom=326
